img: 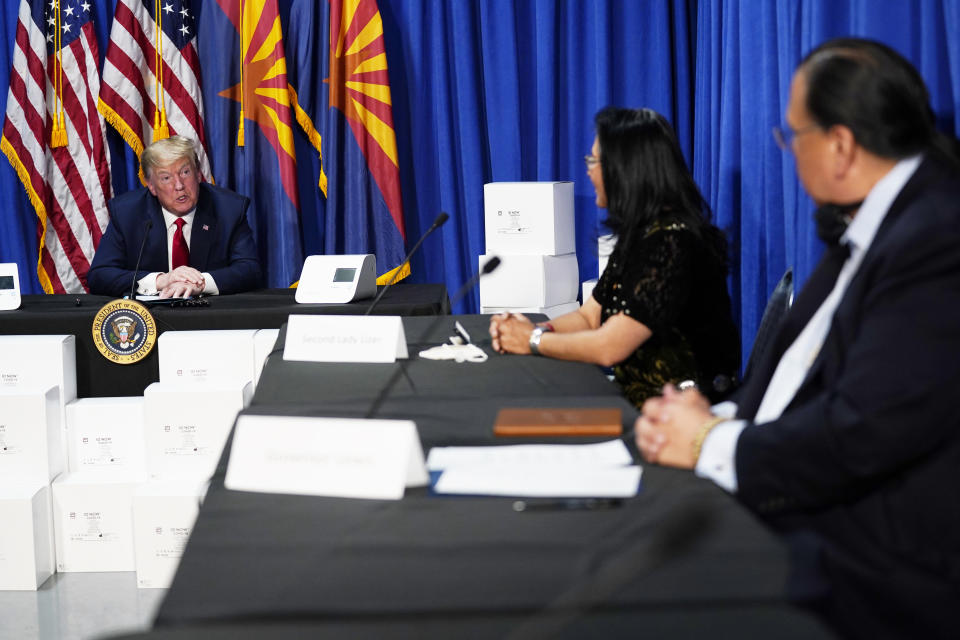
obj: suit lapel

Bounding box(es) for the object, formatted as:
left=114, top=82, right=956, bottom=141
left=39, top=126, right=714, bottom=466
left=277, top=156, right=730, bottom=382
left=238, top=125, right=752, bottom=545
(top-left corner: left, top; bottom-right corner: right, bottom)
left=144, top=195, right=169, bottom=271
left=736, top=246, right=848, bottom=420
left=786, top=156, right=938, bottom=410
left=190, top=188, right=215, bottom=271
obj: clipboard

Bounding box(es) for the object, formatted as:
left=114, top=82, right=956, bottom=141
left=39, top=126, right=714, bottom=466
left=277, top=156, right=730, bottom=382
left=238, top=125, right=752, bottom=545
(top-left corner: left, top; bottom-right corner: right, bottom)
left=493, top=408, right=623, bottom=437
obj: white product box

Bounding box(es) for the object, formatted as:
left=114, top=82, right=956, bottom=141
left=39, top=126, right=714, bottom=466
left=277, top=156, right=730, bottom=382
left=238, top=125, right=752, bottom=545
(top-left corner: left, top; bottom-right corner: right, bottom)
left=598, top=233, right=617, bottom=277
left=482, top=301, right=581, bottom=320
left=132, top=479, right=204, bottom=589
left=0, top=481, right=54, bottom=590
left=483, top=182, right=575, bottom=256
left=65, top=397, right=146, bottom=474
left=479, top=253, right=579, bottom=308
left=143, top=381, right=252, bottom=479
left=0, top=387, right=63, bottom=483
left=158, top=330, right=258, bottom=386
left=0, top=335, right=76, bottom=466
left=253, top=328, right=280, bottom=390
left=52, top=470, right=145, bottom=573
left=582, top=279, right=598, bottom=304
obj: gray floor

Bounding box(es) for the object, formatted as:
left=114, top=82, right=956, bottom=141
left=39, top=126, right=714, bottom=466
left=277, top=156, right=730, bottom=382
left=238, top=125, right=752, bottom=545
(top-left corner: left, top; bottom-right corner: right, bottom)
left=0, top=572, right=164, bottom=640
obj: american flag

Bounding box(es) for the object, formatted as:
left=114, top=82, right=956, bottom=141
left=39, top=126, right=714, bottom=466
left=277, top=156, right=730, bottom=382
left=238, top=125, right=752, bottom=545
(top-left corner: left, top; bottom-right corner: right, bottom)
left=1, top=0, right=112, bottom=294
left=98, top=0, right=211, bottom=180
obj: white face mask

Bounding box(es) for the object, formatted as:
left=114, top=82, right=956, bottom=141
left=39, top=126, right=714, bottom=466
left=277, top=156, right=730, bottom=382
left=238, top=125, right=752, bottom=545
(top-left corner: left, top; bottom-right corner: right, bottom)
left=418, top=343, right=488, bottom=364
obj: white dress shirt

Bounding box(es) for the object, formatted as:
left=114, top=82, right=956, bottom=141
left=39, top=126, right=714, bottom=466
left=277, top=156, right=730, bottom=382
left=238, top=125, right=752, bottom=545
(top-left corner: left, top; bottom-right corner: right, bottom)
left=695, top=155, right=922, bottom=492
left=137, top=208, right=219, bottom=295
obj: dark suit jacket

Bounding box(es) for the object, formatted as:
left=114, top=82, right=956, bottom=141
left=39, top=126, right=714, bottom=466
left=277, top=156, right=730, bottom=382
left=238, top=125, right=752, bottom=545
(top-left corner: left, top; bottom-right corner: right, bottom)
left=733, top=156, right=960, bottom=638
left=87, top=183, right=262, bottom=296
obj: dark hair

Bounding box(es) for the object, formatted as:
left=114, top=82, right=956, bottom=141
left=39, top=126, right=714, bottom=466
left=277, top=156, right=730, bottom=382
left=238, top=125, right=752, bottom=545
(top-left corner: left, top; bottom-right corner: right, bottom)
left=801, top=38, right=959, bottom=163
left=595, top=107, right=727, bottom=271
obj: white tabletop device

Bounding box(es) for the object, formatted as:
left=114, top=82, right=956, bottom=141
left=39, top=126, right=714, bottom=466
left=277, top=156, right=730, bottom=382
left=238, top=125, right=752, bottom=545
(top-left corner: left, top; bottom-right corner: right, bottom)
left=0, top=262, right=21, bottom=310
left=295, top=254, right=378, bottom=304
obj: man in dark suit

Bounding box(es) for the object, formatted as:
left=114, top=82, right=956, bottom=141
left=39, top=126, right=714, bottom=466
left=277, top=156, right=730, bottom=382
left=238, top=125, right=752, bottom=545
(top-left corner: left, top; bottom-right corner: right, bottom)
left=636, top=39, right=960, bottom=638
left=87, top=136, right=262, bottom=298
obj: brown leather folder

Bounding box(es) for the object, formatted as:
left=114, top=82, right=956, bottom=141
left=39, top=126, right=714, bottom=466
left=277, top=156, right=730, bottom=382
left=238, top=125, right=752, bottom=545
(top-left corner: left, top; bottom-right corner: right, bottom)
left=493, top=408, right=623, bottom=437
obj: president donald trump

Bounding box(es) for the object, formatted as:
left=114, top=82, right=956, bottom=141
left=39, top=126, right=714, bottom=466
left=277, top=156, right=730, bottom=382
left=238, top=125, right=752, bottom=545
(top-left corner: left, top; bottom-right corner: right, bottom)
left=87, top=136, right=262, bottom=298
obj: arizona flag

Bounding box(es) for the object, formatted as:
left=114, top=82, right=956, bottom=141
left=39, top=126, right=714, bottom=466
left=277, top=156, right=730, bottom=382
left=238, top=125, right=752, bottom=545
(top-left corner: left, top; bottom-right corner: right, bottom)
left=196, top=0, right=303, bottom=288
left=289, top=0, right=407, bottom=284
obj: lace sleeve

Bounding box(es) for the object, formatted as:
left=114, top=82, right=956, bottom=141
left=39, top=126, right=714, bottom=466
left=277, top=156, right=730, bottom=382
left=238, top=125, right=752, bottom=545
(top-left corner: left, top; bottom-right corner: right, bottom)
left=617, top=230, right=696, bottom=332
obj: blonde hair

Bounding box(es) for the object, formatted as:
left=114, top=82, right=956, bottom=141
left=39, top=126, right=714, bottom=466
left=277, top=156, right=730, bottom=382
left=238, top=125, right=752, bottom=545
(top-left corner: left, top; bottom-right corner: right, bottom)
left=140, top=136, right=199, bottom=179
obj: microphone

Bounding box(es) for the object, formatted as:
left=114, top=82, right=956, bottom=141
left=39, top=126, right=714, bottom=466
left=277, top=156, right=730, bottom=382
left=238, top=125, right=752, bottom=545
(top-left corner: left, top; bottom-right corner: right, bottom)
left=128, top=218, right=154, bottom=301
left=364, top=256, right=500, bottom=419
left=363, top=212, right=450, bottom=316
left=457, top=255, right=500, bottom=298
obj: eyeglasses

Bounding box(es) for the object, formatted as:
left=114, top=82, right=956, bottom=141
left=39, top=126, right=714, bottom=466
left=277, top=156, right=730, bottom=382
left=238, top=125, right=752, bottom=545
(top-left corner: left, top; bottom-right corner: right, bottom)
left=584, top=154, right=600, bottom=169
left=772, top=123, right=820, bottom=150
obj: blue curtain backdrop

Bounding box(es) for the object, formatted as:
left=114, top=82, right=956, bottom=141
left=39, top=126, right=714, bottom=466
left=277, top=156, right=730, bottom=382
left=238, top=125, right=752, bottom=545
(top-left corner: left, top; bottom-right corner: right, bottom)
left=1, top=1, right=958, bottom=369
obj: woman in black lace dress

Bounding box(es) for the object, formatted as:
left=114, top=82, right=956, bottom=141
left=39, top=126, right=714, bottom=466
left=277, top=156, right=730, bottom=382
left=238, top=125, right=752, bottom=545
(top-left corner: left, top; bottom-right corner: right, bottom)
left=490, top=107, right=739, bottom=406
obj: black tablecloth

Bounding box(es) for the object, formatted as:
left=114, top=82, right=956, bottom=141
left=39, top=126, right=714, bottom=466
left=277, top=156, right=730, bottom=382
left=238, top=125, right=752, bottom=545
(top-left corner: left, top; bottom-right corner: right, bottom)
left=0, top=285, right=447, bottom=398
left=250, top=317, right=624, bottom=446
left=151, top=316, right=835, bottom=639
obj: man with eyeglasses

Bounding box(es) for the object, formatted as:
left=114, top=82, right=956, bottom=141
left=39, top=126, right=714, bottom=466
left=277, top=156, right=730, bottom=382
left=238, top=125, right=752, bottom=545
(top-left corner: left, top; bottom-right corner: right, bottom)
left=636, top=38, right=960, bottom=638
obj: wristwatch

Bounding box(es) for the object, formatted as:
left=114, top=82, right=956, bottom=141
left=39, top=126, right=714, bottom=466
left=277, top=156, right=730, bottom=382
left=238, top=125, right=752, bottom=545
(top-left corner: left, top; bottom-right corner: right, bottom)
left=529, top=325, right=552, bottom=355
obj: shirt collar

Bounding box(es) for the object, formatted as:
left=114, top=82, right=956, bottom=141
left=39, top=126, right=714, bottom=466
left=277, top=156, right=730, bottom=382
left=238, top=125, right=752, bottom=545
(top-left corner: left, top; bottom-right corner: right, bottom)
left=161, top=208, right=196, bottom=230
left=842, top=154, right=922, bottom=252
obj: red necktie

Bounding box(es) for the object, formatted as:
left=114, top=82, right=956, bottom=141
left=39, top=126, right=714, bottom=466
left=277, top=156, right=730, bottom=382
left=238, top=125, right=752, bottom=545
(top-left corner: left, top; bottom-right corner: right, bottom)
left=171, top=218, right=190, bottom=270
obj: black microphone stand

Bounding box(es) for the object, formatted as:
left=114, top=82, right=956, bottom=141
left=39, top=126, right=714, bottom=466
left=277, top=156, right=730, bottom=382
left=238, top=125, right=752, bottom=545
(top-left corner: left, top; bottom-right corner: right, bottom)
left=365, top=256, right=500, bottom=419
left=128, top=218, right=154, bottom=301
left=363, top=212, right=449, bottom=316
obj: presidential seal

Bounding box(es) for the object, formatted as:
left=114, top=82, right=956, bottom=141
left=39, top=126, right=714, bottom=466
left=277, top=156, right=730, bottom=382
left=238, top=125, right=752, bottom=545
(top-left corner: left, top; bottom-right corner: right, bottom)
left=92, top=299, right=157, bottom=364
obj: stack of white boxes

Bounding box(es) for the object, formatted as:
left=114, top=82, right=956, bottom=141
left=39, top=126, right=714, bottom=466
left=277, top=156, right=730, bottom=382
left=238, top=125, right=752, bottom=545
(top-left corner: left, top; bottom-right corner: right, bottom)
left=479, top=182, right=581, bottom=319
left=148, top=329, right=255, bottom=481
left=0, top=335, right=74, bottom=590
left=132, top=478, right=205, bottom=588
left=52, top=469, right=145, bottom=573
left=1, top=329, right=271, bottom=591
left=0, top=480, right=55, bottom=590
left=66, top=397, right=146, bottom=474
left=132, top=329, right=255, bottom=587
left=55, top=397, right=148, bottom=575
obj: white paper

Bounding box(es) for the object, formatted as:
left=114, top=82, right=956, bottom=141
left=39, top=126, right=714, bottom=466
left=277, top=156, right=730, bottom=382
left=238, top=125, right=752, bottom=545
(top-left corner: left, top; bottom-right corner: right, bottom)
left=426, top=439, right=633, bottom=471
left=283, top=315, right=408, bottom=363
left=434, top=466, right=641, bottom=498
left=224, top=415, right=428, bottom=500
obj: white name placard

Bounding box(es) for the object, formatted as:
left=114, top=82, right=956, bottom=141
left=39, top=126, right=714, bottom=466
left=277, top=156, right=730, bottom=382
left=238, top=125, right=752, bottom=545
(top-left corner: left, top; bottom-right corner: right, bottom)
left=224, top=415, right=428, bottom=500
left=283, top=315, right=408, bottom=363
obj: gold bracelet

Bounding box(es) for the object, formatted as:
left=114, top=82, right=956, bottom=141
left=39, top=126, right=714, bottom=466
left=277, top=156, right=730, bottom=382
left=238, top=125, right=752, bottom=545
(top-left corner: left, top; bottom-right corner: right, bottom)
left=691, top=416, right=727, bottom=465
